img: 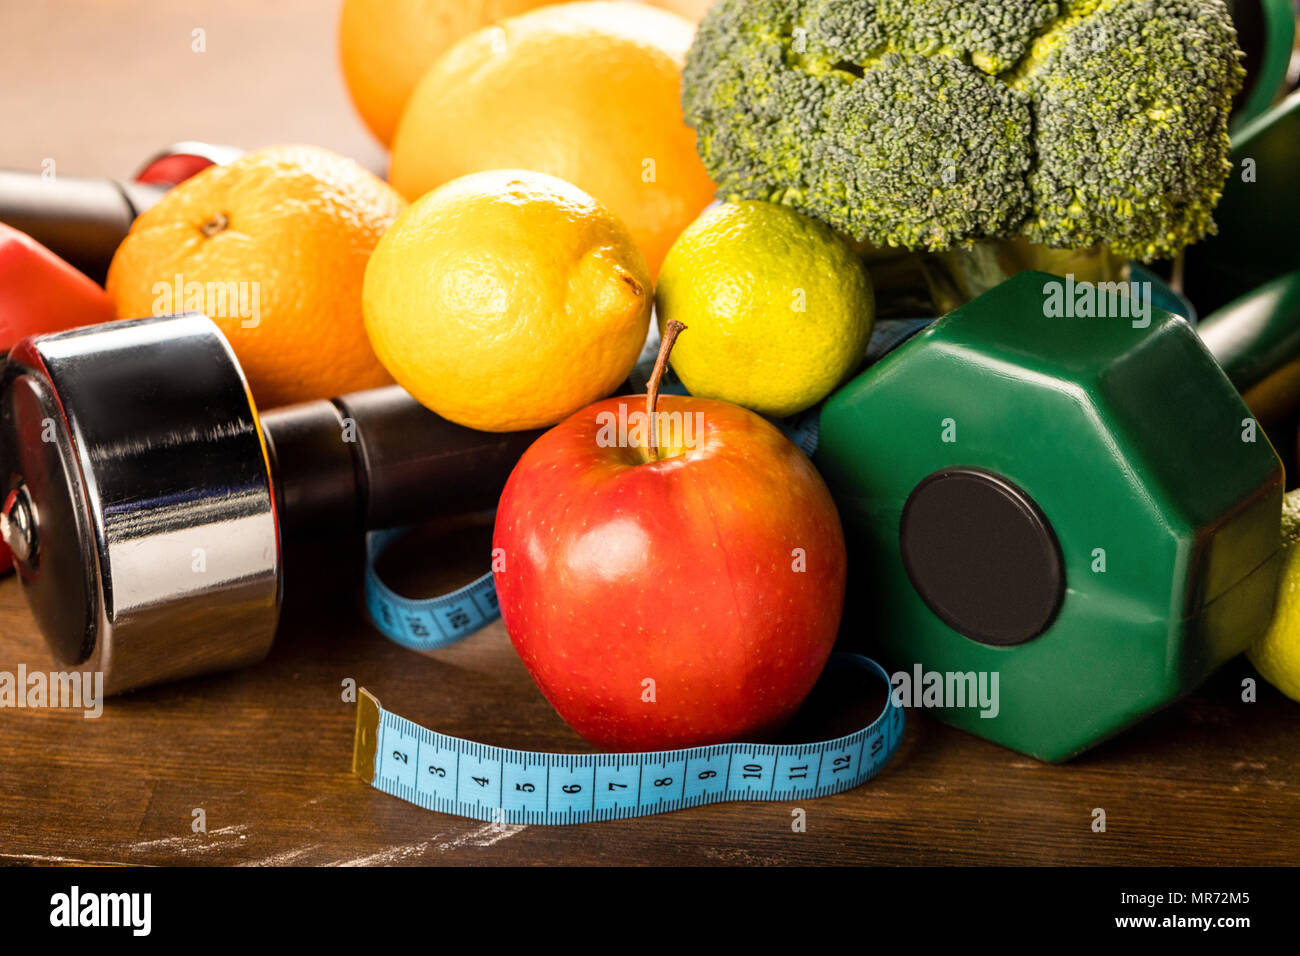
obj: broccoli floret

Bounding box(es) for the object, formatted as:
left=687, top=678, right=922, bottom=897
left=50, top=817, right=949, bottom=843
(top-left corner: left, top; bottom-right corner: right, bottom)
left=1016, top=0, right=1244, bottom=259
left=682, top=0, right=1244, bottom=261
left=799, top=0, right=888, bottom=65
left=881, top=0, right=1062, bottom=74
left=811, top=53, right=1035, bottom=249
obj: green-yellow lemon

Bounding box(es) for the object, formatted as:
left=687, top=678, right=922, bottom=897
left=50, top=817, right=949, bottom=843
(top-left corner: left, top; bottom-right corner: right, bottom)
left=655, top=201, right=874, bottom=419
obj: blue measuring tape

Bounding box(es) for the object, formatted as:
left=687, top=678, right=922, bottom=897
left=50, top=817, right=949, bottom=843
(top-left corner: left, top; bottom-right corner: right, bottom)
left=354, top=653, right=902, bottom=825
left=364, top=528, right=499, bottom=651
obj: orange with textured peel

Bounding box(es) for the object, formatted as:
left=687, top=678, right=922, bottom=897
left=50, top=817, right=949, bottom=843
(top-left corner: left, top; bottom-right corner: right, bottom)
left=107, top=145, right=405, bottom=409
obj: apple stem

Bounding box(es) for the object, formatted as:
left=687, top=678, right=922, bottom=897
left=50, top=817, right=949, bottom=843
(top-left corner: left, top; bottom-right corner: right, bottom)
left=646, top=320, right=686, bottom=461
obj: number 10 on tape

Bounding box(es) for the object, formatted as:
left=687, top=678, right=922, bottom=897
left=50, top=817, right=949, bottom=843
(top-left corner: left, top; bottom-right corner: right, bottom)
left=352, top=655, right=904, bottom=825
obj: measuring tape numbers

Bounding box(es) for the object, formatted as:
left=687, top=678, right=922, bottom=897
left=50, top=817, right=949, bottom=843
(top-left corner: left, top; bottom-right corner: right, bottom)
left=364, top=527, right=500, bottom=651
left=353, top=654, right=903, bottom=825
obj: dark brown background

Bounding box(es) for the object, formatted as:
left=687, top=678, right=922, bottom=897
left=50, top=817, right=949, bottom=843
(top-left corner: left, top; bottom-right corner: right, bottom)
left=1, top=1, right=1298, bottom=867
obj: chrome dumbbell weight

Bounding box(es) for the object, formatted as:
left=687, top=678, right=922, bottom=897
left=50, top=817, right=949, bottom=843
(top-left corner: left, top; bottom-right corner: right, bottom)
left=0, top=314, right=539, bottom=694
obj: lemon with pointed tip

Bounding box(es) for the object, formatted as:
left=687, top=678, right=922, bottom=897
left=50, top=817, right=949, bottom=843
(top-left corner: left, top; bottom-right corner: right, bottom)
left=363, top=169, right=652, bottom=432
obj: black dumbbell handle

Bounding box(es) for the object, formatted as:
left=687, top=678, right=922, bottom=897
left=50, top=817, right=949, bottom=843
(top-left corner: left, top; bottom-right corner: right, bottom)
left=0, top=170, right=165, bottom=283
left=260, top=387, right=544, bottom=534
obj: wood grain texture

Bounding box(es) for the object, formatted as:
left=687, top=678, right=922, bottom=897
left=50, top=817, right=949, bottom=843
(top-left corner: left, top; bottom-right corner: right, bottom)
left=2, top=529, right=1298, bottom=867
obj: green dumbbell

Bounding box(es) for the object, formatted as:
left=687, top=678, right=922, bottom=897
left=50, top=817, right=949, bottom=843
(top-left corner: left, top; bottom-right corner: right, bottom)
left=815, top=269, right=1300, bottom=762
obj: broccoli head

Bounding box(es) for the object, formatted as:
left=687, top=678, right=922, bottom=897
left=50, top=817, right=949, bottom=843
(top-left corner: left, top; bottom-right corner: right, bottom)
left=682, top=0, right=1245, bottom=261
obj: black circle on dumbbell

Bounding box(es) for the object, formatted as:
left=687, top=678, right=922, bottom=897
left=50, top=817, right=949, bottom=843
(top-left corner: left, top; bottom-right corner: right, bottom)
left=899, top=467, right=1063, bottom=646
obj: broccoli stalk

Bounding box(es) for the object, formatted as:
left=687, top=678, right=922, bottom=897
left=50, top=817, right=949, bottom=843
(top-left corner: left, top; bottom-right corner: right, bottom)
left=682, top=0, right=1245, bottom=264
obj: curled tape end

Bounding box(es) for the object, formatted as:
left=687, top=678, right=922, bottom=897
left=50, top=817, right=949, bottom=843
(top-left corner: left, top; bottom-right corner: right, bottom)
left=352, top=688, right=381, bottom=784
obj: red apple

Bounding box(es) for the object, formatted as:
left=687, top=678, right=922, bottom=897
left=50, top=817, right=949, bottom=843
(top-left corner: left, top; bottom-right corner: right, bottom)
left=492, top=334, right=847, bottom=751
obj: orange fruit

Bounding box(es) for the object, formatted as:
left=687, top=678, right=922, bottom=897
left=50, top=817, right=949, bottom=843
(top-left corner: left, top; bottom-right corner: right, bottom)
left=339, top=0, right=555, bottom=147
left=389, top=1, right=716, bottom=276
left=106, top=145, right=405, bottom=409
left=363, top=169, right=652, bottom=432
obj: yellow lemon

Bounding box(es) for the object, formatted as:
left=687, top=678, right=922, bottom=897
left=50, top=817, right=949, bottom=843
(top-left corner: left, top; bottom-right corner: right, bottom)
left=655, top=201, right=875, bottom=419
left=1248, top=488, right=1300, bottom=703
left=363, top=169, right=652, bottom=432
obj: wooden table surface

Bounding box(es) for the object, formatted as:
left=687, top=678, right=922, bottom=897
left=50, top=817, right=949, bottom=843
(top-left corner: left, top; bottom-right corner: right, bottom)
left=2, top=1, right=1299, bottom=868
left=3, top=522, right=1299, bottom=867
